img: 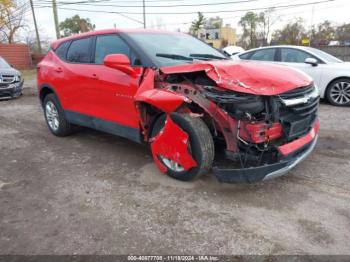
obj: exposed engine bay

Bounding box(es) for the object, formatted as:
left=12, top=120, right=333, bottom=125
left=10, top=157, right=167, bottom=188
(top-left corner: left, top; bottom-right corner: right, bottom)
left=150, top=69, right=320, bottom=181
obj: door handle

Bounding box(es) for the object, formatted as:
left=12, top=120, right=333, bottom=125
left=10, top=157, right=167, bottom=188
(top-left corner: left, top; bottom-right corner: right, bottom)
left=54, top=67, right=63, bottom=73
left=91, top=73, right=99, bottom=80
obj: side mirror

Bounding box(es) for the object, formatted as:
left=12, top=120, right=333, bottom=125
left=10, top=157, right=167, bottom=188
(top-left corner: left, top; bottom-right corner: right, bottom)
left=103, top=54, right=136, bottom=75
left=305, top=57, right=318, bottom=66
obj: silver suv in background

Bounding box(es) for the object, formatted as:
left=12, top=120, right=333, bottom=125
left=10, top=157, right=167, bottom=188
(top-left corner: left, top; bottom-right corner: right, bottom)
left=0, top=56, right=23, bottom=100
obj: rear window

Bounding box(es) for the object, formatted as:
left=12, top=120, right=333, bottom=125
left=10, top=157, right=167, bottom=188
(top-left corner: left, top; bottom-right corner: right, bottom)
left=66, top=37, right=92, bottom=63
left=55, top=41, right=70, bottom=60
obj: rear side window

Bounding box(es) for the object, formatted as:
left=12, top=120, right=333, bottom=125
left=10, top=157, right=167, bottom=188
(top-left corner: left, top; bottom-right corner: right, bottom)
left=249, top=49, right=275, bottom=61
left=239, top=52, right=253, bottom=60
left=55, top=41, right=70, bottom=60
left=94, top=34, right=132, bottom=64
left=66, top=37, right=92, bottom=63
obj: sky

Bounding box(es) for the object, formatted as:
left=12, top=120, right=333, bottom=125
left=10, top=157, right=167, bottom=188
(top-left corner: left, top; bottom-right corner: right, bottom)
left=25, top=0, right=350, bottom=42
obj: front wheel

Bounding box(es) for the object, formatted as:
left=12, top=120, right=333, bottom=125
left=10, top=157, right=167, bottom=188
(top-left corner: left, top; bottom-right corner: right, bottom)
left=151, top=113, right=215, bottom=181
left=43, top=94, right=73, bottom=136
left=326, top=78, right=350, bottom=106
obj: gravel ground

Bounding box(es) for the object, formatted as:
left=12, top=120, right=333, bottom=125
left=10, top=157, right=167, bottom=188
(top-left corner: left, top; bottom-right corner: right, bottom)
left=0, top=81, right=349, bottom=255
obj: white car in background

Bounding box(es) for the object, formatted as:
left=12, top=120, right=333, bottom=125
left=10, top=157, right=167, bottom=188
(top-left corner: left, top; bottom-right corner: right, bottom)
left=232, top=45, right=350, bottom=106
left=222, top=45, right=245, bottom=58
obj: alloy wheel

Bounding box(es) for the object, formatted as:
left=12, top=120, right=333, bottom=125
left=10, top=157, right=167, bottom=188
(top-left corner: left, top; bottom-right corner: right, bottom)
left=330, top=81, right=350, bottom=105
left=159, top=155, right=185, bottom=172
left=45, top=101, right=60, bottom=131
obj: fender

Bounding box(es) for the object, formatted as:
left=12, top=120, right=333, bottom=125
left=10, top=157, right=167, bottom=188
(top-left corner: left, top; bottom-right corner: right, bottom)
left=150, top=114, right=197, bottom=172
left=134, top=69, right=187, bottom=113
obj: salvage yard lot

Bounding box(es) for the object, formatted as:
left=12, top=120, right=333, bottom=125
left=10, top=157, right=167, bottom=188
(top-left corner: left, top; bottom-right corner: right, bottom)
left=0, top=80, right=350, bottom=255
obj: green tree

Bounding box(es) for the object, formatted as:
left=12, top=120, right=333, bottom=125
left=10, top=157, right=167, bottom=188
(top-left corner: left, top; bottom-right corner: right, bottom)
left=239, top=12, right=260, bottom=48
left=59, top=15, right=95, bottom=37
left=190, top=12, right=206, bottom=36
left=271, top=18, right=306, bottom=45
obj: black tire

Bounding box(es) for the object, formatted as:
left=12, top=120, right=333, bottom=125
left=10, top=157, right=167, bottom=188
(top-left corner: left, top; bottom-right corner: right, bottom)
left=151, top=113, right=215, bottom=181
left=326, top=78, right=350, bottom=106
left=43, top=93, right=73, bottom=136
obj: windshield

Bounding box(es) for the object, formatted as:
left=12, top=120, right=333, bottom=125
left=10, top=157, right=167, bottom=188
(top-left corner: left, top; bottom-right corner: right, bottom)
left=0, top=57, right=11, bottom=68
left=306, top=47, right=343, bottom=63
left=126, top=32, right=227, bottom=66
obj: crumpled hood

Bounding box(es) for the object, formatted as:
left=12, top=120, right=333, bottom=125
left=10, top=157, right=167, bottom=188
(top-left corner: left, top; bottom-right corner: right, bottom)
left=160, top=60, right=313, bottom=95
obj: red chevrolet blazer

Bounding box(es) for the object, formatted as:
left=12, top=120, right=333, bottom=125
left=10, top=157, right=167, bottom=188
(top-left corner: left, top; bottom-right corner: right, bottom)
left=37, top=29, right=319, bottom=183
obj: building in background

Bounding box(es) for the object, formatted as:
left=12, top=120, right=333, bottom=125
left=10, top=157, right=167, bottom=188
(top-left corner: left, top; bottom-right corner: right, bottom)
left=198, top=18, right=237, bottom=49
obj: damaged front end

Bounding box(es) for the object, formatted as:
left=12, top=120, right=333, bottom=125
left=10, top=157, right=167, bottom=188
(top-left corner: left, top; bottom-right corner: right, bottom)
left=205, top=85, right=319, bottom=183
left=155, top=63, right=320, bottom=183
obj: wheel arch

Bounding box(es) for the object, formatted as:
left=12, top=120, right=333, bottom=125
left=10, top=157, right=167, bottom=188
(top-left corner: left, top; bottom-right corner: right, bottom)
left=39, top=84, right=61, bottom=108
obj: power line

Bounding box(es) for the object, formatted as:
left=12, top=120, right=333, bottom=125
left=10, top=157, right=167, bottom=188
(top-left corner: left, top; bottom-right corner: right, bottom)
left=34, top=0, right=336, bottom=15
left=35, top=0, right=185, bottom=4
left=34, top=0, right=258, bottom=8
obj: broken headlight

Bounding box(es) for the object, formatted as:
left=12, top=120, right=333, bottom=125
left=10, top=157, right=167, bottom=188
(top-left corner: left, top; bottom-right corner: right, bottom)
left=203, top=88, right=265, bottom=116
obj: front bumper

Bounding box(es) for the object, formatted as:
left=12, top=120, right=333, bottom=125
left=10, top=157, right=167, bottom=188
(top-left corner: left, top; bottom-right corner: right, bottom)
left=213, top=121, right=319, bottom=183
left=0, top=81, right=23, bottom=99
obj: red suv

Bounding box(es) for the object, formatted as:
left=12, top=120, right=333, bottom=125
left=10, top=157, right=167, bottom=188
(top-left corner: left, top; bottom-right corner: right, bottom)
left=37, top=29, right=319, bottom=183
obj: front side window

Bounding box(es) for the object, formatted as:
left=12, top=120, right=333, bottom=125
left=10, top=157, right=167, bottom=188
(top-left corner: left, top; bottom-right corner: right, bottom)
left=249, top=49, right=276, bottom=61
left=94, top=34, right=132, bottom=64
left=281, top=48, right=315, bottom=63
left=66, top=37, right=91, bottom=63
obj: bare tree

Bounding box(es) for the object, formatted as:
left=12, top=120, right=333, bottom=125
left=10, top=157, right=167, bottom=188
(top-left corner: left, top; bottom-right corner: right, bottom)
left=0, top=0, right=28, bottom=43
left=258, top=8, right=279, bottom=46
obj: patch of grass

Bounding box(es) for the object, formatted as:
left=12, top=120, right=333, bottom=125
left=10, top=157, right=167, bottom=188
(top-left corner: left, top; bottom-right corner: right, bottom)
left=21, top=69, right=36, bottom=82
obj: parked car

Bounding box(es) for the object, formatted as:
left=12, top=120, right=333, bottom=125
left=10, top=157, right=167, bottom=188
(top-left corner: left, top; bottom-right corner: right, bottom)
left=222, top=45, right=245, bottom=57
left=0, top=56, right=23, bottom=100
left=37, top=29, right=319, bottom=183
left=232, top=45, right=350, bottom=106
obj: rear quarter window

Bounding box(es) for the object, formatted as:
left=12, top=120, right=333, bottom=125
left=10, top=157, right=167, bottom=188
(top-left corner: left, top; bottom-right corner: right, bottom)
left=54, top=41, right=70, bottom=60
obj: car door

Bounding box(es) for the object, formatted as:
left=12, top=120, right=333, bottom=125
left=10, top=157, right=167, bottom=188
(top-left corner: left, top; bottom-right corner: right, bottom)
left=87, top=34, right=142, bottom=130
left=59, top=36, right=96, bottom=115
left=277, top=48, right=324, bottom=86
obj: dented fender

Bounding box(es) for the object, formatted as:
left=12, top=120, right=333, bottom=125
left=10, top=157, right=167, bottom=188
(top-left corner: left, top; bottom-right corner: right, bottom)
left=134, top=68, right=187, bottom=112
left=150, top=115, right=197, bottom=173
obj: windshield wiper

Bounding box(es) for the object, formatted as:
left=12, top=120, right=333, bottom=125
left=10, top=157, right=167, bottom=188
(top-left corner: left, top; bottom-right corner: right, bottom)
left=156, top=53, right=193, bottom=61
left=189, top=54, right=228, bottom=60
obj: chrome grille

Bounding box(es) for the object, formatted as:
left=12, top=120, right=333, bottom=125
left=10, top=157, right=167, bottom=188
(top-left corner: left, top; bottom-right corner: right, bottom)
left=279, top=84, right=320, bottom=117
left=0, top=75, right=15, bottom=87
left=277, top=85, right=319, bottom=141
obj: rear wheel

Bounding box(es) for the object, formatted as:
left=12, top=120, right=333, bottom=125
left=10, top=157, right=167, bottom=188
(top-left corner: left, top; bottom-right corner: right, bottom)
left=151, top=113, right=215, bottom=181
left=43, top=94, right=73, bottom=136
left=326, top=78, right=350, bottom=106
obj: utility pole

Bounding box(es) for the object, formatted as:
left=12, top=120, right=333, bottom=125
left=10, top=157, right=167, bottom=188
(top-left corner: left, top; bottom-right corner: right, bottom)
left=52, top=0, right=60, bottom=39
left=142, top=0, right=146, bottom=28
left=29, top=0, right=42, bottom=53
left=309, top=5, right=315, bottom=46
